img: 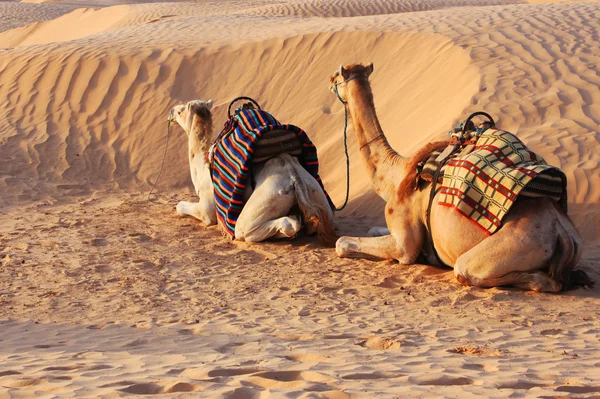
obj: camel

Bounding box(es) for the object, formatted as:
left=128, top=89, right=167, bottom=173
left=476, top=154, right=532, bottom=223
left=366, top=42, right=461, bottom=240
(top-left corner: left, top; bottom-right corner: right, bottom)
left=169, top=99, right=336, bottom=245
left=328, top=63, right=589, bottom=292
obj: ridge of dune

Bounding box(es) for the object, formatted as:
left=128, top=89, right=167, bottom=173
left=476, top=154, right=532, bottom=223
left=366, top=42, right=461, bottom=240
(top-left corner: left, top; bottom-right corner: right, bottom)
left=0, top=6, right=132, bottom=48
left=21, top=0, right=60, bottom=4
left=246, top=0, right=526, bottom=17
left=0, top=2, right=82, bottom=33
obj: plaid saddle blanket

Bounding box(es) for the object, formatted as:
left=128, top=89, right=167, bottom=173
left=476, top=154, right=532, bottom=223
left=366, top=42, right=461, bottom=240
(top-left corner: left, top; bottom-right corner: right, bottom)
left=211, top=108, right=332, bottom=237
left=419, top=128, right=567, bottom=235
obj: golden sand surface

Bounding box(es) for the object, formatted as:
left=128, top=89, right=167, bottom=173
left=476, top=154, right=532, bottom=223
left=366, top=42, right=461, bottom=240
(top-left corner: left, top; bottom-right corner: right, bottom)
left=0, top=0, right=599, bottom=397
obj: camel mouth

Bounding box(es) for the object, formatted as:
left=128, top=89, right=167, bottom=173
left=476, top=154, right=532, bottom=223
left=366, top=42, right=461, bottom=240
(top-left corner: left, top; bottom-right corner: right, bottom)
left=169, top=104, right=187, bottom=123
left=329, top=72, right=342, bottom=93
left=167, top=108, right=176, bottom=123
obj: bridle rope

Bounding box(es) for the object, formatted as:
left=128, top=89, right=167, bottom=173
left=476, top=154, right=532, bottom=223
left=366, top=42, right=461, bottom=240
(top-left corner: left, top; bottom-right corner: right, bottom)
left=332, top=74, right=368, bottom=211
left=147, top=115, right=173, bottom=203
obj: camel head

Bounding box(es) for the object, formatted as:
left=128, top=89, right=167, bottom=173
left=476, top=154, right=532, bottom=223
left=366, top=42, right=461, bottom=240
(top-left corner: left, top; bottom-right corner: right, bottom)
left=329, top=63, right=374, bottom=102
left=168, top=99, right=213, bottom=136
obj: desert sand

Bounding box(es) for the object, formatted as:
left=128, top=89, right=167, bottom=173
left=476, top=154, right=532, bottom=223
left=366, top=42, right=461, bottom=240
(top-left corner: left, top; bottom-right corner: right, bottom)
left=1, top=0, right=599, bottom=397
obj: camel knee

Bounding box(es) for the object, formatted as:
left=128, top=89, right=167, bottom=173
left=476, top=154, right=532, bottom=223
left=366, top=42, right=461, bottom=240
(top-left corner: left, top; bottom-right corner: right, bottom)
left=336, top=236, right=358, bottom=257
left=453, top=262, right=475, bottom=287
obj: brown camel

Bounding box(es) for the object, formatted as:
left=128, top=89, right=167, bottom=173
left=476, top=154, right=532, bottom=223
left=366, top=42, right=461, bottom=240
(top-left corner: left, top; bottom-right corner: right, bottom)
left=329, top=63, right=588, bottom=292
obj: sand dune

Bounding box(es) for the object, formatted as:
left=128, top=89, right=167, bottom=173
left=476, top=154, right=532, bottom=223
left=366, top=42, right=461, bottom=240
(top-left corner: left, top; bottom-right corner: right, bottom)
left=0, top=27, right=479, bottom=214
left=246, top=0, right=526, bottom=17
left=1, top=0, right=600, bottom=397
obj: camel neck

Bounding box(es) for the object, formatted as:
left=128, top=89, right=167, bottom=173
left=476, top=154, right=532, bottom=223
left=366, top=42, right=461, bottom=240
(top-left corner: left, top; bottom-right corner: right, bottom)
left=346, top=80, right=405, bottom=202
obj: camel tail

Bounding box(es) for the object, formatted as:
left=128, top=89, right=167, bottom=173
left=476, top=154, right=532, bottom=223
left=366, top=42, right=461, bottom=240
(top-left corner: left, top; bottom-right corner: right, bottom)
left=287, top=159, right=338, bottom=247
left=548, top=218, right=592, bottom=291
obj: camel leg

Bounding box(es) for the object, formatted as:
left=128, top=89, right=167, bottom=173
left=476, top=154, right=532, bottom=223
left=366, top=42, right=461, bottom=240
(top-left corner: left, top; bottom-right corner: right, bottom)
left=241, top=215, right=302, bottom=242
left=336, top=234, right=401, bottom=261
left=176, top=201, right=214, bottom=225
left=453, top=229, right=560, bottom=292
left=367, top=227, right=390, bottom=237
left=234, top=166, right=299, bottom=242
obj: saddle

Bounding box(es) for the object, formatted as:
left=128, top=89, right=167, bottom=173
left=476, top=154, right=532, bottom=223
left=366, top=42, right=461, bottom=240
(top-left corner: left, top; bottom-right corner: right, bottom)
left=421, top=112, right=568, bottom=265
left=208, top=97, right=332, bottom=237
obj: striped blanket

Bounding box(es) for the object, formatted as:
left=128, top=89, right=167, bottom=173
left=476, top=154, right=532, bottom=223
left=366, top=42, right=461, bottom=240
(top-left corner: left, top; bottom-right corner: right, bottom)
left=420, top=128, right=567, bottom=235
left=211, top=108, right=332, bottom=237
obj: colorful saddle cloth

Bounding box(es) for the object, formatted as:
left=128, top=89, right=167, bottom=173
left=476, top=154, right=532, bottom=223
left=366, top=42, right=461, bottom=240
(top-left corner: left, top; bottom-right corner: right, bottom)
left=420, top=128, right=567, bottom=235
left=211, top=108, right=332, bottom=237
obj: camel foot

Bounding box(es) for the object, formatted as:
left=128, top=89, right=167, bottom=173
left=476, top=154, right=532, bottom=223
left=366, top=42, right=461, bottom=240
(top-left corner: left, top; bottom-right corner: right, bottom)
left=335, top=235, right=399, bottom=260
left=455, top=268, right=562, bottom=293
left=275, top=215, right=302, bottom=239
left=175, top=200, right=216, bottom=225
left=176, top=201, right=187, bottom=217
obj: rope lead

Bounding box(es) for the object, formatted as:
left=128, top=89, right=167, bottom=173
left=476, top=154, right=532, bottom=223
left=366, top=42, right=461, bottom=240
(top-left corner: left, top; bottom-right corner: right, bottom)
left=334, top=81, right=351, bottom=211
left=147, top=120, right=172, bottom=202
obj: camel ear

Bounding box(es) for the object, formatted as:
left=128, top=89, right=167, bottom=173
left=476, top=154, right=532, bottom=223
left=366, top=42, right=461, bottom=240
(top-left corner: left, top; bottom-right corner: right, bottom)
left=340, top=64, right=350, bottom=80
left=184, top=101, right=196, bottom=131
left=206, top=99, right=213, bottom=110
left=186, top=101, right=195, bottom=113
left=365, top=63, right=374, bottom=76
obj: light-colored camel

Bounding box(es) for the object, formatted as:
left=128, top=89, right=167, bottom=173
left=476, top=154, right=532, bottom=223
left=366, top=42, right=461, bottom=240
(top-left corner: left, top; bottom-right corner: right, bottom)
left=169, top=100, right=336, bottom=245
left=329, top=63, right=588, bottom=292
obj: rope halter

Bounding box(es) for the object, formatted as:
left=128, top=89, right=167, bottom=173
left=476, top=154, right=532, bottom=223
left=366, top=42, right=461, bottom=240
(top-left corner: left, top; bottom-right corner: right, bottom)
left=332, top=74, right=369, bottom=104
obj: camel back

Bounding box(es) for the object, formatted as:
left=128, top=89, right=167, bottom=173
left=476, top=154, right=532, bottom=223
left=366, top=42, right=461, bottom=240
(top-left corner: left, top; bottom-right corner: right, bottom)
left=418, top=128, right=567, bottom=235
left=210, top=107, right=333, bottom=237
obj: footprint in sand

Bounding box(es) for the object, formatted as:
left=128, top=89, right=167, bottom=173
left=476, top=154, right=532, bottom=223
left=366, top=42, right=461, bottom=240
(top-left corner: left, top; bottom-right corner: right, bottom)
left=245, top=370, right=333, bottom=390
left=377, top=276, right=405, bottom=288
left=408, top=374, right=474, bottom=386
left=556, top=385, right=600, bottom=394
left=131, top=259, right=156, bottom=270
left=90, top=238, right=109, bottom=246
left=447, top=345, right=507, bottom=356
left=127, top=233, right=152, bottom=243
left=112, top=381, right=200, bottom=394
left=45, top=375, right=73, bottom=381
left=123, top=338, right=150, bottom=348
left=34, top=343, right=66, bottom=349
left=497, top=380, right=553, bottom=390
left=342, top=371, right=406, bottom=380
left=0, top=370, right=21, bottom=377
left=215, top=342, right=246, bottom=354
left=285, top=353, right=331, bottom=363
left=207, top=368, right=262, bottom=377
left=357, top=336, right=401, bottom=350
left=224, top=386, right=263, bottom=399
left=42, top=365, right=80, bottom=371
left=540, top=328, right=565, bottom=337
